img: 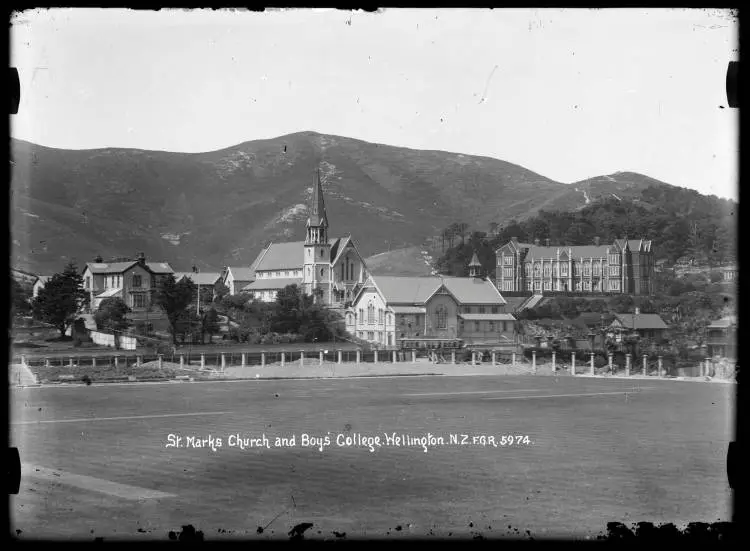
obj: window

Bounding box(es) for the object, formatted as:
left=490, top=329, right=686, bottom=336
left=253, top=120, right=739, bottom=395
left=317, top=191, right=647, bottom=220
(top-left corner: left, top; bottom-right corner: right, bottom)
left=503, top=267, right=513, bottom=278
left=474, top=321, right=480, bottom=331
left=320, top=248, right=324, bottom=258
left=609, top=254, right=619, bottom=264
left=489, top=321, right=495, bottom=332
left=503, top=281, right=512, bottom=291
left=526, top=280, right=533, bottom=291
left=583, top=281, right=591, bottom=291
left=379, top=308, right=384, bottom=324
left=553, top=264, right=558, bottom=277
left=610, top=281, right=620, bottom=291
left=534, top=263, right=541, bottom=275
left=575, top=281, right=582, bottom=291
left=525, top=264, right=532, bottom=276
left=436, top=306, right=447, bottom=329
left=491, top=306, right=499, bottom=314
left=367, top=303, right=375, bottom=324
left=543, top=264, right=551, bottom=276
left=543, top=281, right=551, bottom=290
left=502, top=321, right=507, bottom=332
left=359, top=308, right=363, bottom=323
left=561, top=264, right=569, bottom=276
left=368, top=331, right=374, bottom=341
left=573, top=263, right=581, bottom=276
left=85, top=277, right=90, bottom=290
left=610, top=266, right=620, bottom=276
left=386, top=313, right=391, bottom=325
left=479, top=306, right=486, bottom=314
left=133, top=275, right=142, bottom=288
left=583, top=263, right=591, bottom=276
left=133, top=293, right=146, bottom=308
left=358, top=331, right=363, bottom=339
left=593, top=263, right=601, bottom=276
left=504, top=256, right=513, bottom=265
left=534, top=280, right=542, bottom=290
left=320, top=268, right=324, bottom=277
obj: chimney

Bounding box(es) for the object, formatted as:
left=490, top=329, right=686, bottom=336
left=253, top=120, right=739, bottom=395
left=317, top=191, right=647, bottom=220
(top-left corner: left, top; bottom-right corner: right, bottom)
left=634, top=307, right=640, bottom=315
left=136, top=252, right=146, bottom=265
left=594, top=236, right=600, bottom=246
left=192, top=265, right=199, bottom=274
left=534, top=238, right=540, bottom=246
left=545, top=238, right=550, bottom=247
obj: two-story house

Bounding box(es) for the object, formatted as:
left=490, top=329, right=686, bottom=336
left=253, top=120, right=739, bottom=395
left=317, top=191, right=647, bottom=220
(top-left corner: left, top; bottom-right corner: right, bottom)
left=81, top=253, right=174, bottom=312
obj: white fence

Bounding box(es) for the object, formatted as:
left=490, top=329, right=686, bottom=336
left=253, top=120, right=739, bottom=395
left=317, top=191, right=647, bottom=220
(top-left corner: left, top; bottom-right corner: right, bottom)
left=90, top=330, right=137, bottom=350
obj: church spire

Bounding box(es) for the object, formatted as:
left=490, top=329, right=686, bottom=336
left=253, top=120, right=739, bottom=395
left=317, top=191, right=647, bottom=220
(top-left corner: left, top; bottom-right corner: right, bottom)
left=468, top=251, right=482, bottom=278
left=307, top=169, right=328, bottom=229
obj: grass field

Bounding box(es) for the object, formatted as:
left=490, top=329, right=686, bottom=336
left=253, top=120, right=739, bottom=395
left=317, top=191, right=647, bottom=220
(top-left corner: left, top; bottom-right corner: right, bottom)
left=10, top=374, right=734, bottom=541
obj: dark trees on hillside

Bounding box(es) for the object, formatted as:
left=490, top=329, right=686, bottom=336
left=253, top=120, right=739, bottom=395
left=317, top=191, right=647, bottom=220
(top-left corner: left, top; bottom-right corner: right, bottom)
left=31, top=262, right=90, bottom=338
left=153, top=274, right=196, bottom=344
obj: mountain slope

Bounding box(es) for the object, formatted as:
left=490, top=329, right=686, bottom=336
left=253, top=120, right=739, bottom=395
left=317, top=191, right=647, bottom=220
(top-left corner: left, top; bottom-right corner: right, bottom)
left=10, top=132, right=734, bottom=276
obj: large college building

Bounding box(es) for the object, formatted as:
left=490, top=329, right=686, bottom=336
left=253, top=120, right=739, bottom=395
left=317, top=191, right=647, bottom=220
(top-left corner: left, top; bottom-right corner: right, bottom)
left=495, top=237, right=654, bottom=295
left=346, top=256, right=517, bottom=349
left=241, top=170, right=369, bottom=306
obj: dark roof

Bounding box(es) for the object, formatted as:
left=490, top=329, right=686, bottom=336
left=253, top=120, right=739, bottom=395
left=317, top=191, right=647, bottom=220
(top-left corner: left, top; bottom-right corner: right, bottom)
left=613, top=313, right=668, bottom=330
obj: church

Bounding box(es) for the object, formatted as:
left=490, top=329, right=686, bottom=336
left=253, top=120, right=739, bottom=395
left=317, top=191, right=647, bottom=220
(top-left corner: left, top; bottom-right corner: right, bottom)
left=241, top=170, right=369, bottom=307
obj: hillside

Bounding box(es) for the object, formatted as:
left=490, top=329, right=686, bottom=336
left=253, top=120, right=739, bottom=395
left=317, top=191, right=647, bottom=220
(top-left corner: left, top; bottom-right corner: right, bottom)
left=10, top=132, right=735, bottom=276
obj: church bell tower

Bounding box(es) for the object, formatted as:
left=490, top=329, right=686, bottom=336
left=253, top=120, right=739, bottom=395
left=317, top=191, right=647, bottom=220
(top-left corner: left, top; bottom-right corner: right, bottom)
left=302, top=169, right=332, bottom=303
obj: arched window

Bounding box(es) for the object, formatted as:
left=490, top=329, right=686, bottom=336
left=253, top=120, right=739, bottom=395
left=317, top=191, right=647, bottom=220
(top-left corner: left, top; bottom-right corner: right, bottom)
left=367, top=302, right=375, bottom=324
left=436, top=306, right=447, bottom=329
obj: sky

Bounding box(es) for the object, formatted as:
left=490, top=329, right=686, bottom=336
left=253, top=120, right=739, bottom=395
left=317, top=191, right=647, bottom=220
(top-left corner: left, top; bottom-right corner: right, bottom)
left=10, top=8, right=739, bottom=200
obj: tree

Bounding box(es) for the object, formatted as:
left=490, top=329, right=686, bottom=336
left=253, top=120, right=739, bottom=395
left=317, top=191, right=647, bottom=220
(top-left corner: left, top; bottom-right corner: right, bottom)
left=31, top=262, right=89, bottom=338
left=153, top=274, right=196, bottom=344
left=270, top=284, right=312, bottom=334
left=201, top=308, right=221, bottom=341
left=94, top=297, right=132, bottom=349
left=11, top=276, right=31, bottom=318
left=214, top=282, right=230, bottom=303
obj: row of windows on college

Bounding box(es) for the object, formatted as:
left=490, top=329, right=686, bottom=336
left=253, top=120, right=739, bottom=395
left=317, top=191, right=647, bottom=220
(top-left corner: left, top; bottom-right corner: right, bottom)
left=498, top=263, right=622, bottom=278
left=499, top=279, right=622, bottom=292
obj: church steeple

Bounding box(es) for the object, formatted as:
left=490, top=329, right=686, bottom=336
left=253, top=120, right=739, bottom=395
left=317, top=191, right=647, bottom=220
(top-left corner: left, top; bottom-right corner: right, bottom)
left=306, top=169, right=328, bottom=241
left=468, top=251, right=482, bottom=278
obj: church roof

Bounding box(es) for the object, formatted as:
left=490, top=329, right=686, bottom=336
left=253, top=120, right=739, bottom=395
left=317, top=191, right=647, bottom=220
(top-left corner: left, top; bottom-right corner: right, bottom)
left=174, top=272, right=222, bottom=286
left=252, top=237, right=346, bottom=272
left=307, top=169, right=328, bottom=228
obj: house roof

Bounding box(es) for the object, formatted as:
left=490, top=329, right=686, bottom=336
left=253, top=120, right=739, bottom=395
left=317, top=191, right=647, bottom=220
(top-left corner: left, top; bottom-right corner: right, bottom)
left=225, top=266, right=256, bottom=281
left=571, top=312, right=616, bottom=328
left=84, top=261, right=138, bottom=274
left=96, top=287, right=122, bottom=299
left=175, top=272, right=222, bottom=286
left=146, top=262, right=174, bottom=274
left=459, top=313, right=516, bottom=321
left=34, top=275, right=52, bottom=285
left=502, top=296, right=529, bottom=313
left=613, top=313, right=668, bottom=330
left=370, top=276, right=506, bottom=306
left=243, top=277, right=303, bottom=291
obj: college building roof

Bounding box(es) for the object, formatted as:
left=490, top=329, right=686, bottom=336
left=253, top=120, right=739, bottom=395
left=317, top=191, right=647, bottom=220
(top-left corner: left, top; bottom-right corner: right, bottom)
left=370, top=275, right=506, bottom=306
